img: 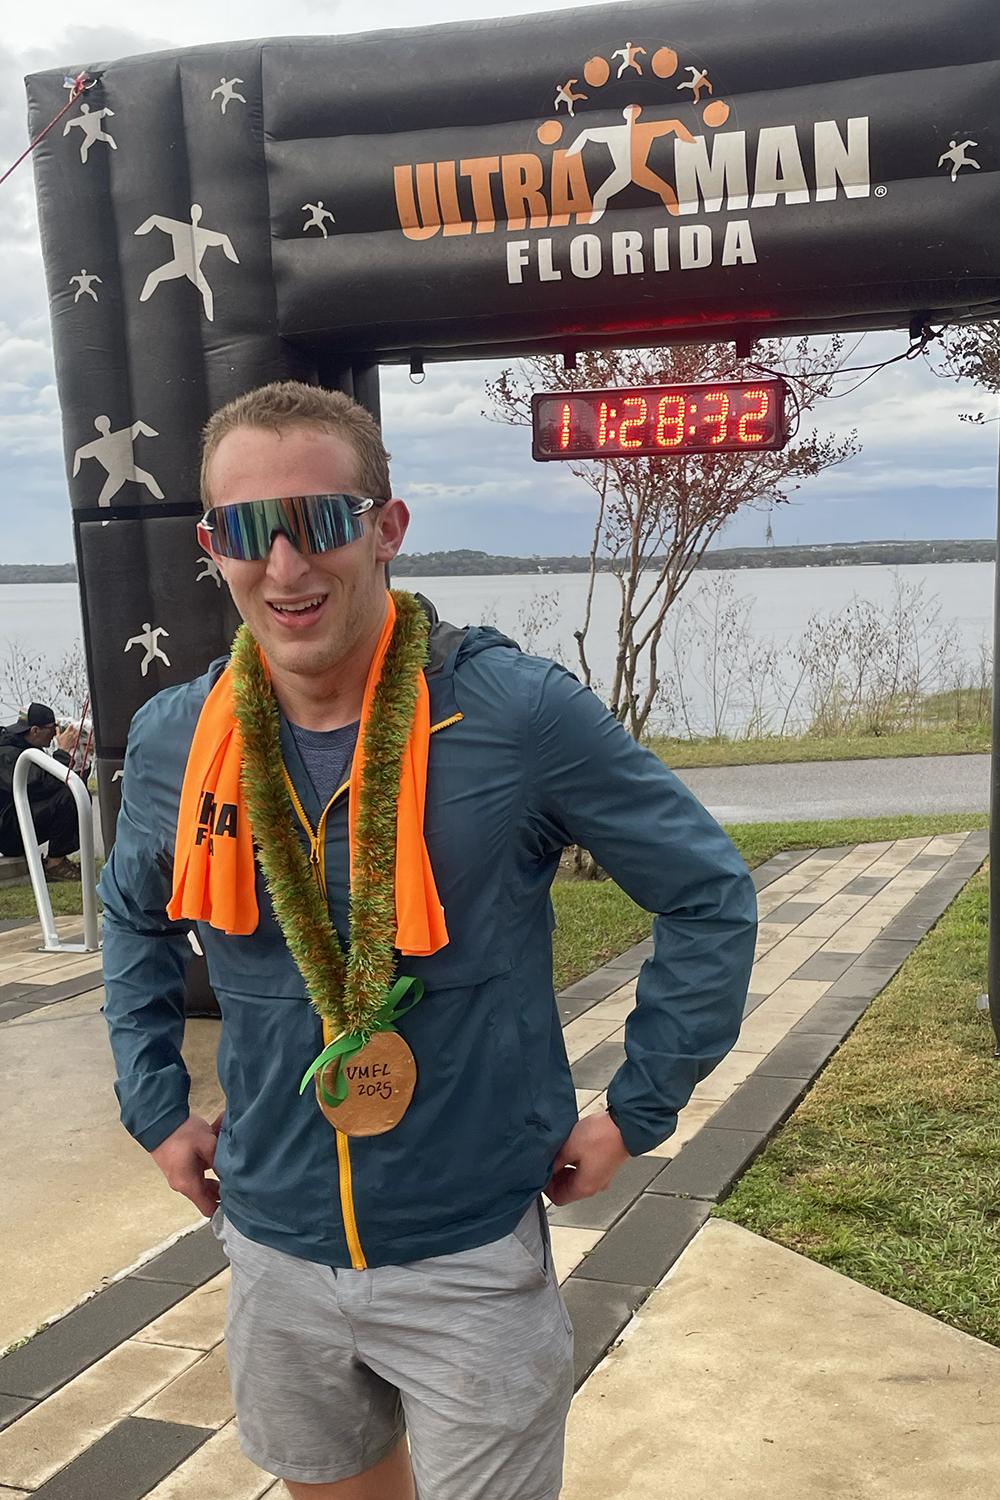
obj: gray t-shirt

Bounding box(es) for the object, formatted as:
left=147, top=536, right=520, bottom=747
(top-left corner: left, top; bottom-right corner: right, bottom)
left=289, top=720, right=360, bottom=809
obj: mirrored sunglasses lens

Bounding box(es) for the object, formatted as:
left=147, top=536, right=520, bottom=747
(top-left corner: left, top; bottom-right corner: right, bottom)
left=209, top=496, right=366, bottom=559
left=301, top=496, right=366, bottom=553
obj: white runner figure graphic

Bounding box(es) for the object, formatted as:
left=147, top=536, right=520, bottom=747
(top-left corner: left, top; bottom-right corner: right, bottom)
left=70, top=269, right=102, bottom=303
left=135, top=204, right=239, bottom=321
left=302, top=201, right=336, bottom=237
left=210, top=77, right=246, bottom=114
left=937, top=139, right=980, bottom=182
left=612, top=42, right=646, bottom=79
left=124, top=624, right=170, bottom=677
left=196, top=556, right=222, bottom=587
left=676, top=66, right=713, bottom=103
left=72, top=416, right=164, bottom=507
left=566, top=104, right=694, bottom=223
left=554, top=80, right=587, bottom=117
left=63, top=103, right=117, bottom=163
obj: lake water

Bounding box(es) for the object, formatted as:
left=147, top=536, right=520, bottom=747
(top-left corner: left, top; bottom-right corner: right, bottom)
left=0, top=562, right=994, bottom=735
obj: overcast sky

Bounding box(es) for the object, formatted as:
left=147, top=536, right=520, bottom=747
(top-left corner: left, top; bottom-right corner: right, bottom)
left=2, top=1, right=997, bottom=564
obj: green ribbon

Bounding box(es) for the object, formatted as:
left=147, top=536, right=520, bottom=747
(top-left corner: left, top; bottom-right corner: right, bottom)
left=299, top=976, right=425, bottom=1109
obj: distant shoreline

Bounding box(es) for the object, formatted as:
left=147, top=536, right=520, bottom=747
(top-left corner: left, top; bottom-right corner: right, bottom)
left=1, top=539, right=994, bottom=585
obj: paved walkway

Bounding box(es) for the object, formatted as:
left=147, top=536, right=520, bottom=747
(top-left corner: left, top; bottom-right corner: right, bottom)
left=678, top=752, right=990, bottom=823
left=0, top=829, right=990, bottom=1497
left=561, top=1219, right=1000, bottom=1500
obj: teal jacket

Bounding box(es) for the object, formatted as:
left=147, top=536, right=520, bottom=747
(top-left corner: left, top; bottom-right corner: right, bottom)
left=100, top=607, right=757, bottom=1269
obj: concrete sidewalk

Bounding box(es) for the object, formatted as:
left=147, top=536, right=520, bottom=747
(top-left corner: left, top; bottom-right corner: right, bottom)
left=0, top=829, right=992, bottom=1497
left=562, top=1219, right=1000, bottom=1500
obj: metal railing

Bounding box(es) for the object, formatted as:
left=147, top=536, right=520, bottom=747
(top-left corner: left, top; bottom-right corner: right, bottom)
left=11, top=748, right=100, bottom=953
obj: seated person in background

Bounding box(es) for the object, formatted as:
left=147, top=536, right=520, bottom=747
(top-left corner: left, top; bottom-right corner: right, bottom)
left=0, top=703, right=81, bottom=881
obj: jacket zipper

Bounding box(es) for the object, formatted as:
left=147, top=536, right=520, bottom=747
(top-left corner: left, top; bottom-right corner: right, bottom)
left=280, top=711, right=463, bottom=1272
left=282, top=768, right=368, bottom=1270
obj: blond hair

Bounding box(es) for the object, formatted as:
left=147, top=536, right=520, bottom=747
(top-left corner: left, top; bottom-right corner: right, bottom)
left=200, top=380, right=391, bottom=506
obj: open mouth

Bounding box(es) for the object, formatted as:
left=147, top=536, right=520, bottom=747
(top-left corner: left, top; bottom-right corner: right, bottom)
left=267, top=594, right=328, bottom=627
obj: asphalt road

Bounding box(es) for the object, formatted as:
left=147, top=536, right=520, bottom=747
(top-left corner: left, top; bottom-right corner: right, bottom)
left=90, top=753, right=989, bottom=858
left=675, top=753, right=991, bottom=825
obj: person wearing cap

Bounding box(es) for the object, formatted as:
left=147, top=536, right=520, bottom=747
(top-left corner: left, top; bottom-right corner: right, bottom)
left=0, top=703, right=81, bottom=881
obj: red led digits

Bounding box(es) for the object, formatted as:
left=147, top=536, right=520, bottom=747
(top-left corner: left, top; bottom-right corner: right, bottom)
left=737, top=387, right=770, bottom=444
left=703, top=389, right=730, bottom=446
left=618, top=395, right=648, bottom=449
left=655, top=392, right=685, bottom=448
left=532, top=380, right=787, bottom=461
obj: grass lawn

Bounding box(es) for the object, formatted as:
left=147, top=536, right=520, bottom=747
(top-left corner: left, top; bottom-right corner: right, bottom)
left=0, top=879, right=100, bottom=921
left=719, top=868, right=1000, bottom=1347
left=650, top=725, right=990, bottom=769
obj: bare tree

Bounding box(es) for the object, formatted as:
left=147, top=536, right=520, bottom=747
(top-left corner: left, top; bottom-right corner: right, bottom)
left=485, top=339, right=860, bottom=740
left=0, top=638, right=91, bottom=723
left=932, top=322, right=1000, bottom=424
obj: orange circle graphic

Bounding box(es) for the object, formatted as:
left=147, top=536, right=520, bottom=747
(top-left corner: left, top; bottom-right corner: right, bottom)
left=537, top=119, right=563, bottom=145
left=651, top=47, right=678, bottom=78
left=702, top=99, right=730, bottom=128
left=583, top=55, right=610, bottom=87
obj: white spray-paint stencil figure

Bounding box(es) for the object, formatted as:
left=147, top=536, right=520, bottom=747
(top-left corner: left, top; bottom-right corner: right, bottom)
left=124, top=624, right=170, bottom=677
left=72, top=416, right=164, bottom=507
left=196, top=556, right=222, bottom=586
left=302, top=201, right=336, bottom=237
left=135, top=204, right=239, bottom=321
left=554, top=80, right=587, bottom=117
left=210, top=77, right=246, bottom=114
left=63, top=102, right=117, bottom=163
left=938, top=139, right=980, bottom=182
left=677, top=66, right=713, bottom=103
left=70, top=269, right=102, bottom=303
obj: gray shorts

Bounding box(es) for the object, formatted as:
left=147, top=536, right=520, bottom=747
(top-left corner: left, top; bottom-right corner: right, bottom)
left=215, top=1200, right=574, bottom=1496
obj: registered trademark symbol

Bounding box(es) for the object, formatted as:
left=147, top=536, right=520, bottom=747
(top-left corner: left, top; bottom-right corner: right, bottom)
left=874, top=185, right=887, bottom=197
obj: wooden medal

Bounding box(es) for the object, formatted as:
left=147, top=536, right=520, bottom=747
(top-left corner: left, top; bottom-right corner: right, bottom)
left=316, top=1030, right=417, bottom=1137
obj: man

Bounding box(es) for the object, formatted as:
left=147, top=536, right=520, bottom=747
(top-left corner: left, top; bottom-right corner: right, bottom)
left=0, top=703, right=81, bottom=881
left=100, top=380, right=757, bottom=1500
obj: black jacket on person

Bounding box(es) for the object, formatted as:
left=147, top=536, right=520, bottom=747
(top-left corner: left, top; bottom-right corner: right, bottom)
left=0, top=725, right=72, bottom=821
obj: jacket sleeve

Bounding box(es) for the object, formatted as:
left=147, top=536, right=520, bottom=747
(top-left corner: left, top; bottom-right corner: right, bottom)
left=98, top=705, right=193, bottom=1152
left=525, top=660, right=757, bottom=1156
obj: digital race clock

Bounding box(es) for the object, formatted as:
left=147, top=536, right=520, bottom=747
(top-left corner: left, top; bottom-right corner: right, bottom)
left=531, top=379, right=789, bottom=461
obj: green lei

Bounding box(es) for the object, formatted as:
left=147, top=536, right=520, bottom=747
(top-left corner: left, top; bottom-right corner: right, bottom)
left=229, top=591, right=429, bottom=1067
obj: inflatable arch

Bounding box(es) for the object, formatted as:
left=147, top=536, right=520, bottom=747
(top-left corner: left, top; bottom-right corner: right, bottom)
left=25, top=0, right=1000, bottom=844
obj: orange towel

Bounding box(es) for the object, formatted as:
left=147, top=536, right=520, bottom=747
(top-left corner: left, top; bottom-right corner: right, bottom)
left=168, top=596, right=448, bottom=954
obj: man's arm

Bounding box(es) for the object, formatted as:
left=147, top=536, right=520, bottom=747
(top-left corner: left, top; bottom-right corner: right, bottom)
left=100, top=707, right=223, bottom=1214
left=99, top=706, right=195, bottom=1153
left=526, top=660, right=757, bottom=1159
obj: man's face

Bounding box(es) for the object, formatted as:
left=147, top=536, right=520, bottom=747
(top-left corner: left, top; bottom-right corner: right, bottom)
left=204, top=423, right=408, bottom=682
left=27, top=723, right=54, bottom=749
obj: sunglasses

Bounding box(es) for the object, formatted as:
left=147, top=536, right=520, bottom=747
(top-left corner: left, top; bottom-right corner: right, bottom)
left=197, top=493, right=384, bottom=562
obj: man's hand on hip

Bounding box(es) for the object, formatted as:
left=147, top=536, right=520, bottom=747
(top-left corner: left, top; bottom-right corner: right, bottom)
left=544, top=1111, right=630, bottom=1206
left=150, top=1112, right=223, bottom=1217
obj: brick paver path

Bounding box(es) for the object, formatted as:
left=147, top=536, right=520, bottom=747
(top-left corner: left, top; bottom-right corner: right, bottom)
left=0, top=830, right=987, bottom=1498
